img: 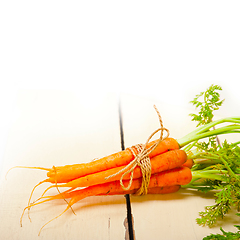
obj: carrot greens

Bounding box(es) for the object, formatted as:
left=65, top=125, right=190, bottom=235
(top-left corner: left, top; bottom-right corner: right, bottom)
left=177, top=117, right=240, bottom=148
left=202, top=224, right=240, bottom=240
left=183, top=141, right=240, bottom=225
left=189, top=84, right=224, bottom=126
left=13, top=83, right=240, bottom=238
left=189, top=84, right=225, bottom=149
left=182, top=84, right=240, bottom=239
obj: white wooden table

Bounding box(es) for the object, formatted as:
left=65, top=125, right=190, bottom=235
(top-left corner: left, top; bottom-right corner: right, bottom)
left=0, top=89, right=239, bottom=240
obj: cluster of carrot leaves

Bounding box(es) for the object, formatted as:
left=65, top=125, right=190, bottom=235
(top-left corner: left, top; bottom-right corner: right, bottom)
left=183, top=84, right=240, bottom=239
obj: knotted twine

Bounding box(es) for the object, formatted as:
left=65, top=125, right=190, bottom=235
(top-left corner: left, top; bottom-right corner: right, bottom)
left=105, top=105, right=170, bottom=196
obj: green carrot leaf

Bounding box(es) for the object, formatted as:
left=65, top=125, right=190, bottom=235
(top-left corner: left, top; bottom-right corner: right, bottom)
left=202, top=225, right=240, bottom=240
left=190, top=84, right=224, bottom=127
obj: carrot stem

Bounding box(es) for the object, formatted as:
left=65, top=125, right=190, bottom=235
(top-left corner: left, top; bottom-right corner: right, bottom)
left=177, top=117, right=240, bottom=147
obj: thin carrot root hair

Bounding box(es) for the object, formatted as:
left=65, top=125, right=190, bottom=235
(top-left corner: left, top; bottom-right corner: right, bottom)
left=39, top=185, right=76, bottom=199
left=21, top=190, right=74, bottom=225
left=38, top=205, right=71, bottom=236
left=30, top=187, right=77, bottom=209
left=25, top=179, right=49, bottom=222
left=5, top=166, right=51, bottom=180
left=20, top=187, right=78, bottom=227
left=7, top=166, right=51, bottom=224
left=38, top=192, right=87, bottom=236
left=21, top=166, right=76, bottom=228
left=20, top=197, right=54, bottom=227
left=38, top=185, right=55, bottom=198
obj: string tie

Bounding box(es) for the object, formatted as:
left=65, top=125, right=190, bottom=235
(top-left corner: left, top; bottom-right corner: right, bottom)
left=106, top=105, right=169, bottom=195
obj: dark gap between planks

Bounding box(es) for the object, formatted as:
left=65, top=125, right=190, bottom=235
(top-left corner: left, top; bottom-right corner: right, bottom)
left=118, top=99, right=135, bottom=240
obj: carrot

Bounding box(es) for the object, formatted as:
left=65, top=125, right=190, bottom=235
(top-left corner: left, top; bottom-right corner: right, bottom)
left=13, top=116, right=240, bottom=187
left=23, top=166, right=191, bottom=235
left=26, top=166, right=191, bottom=212
left=182, top=159, right=194, bottom=169
left=44, top=149, right=187, bottom=190
left=66, top=167, right=192, bottom=202
left=22, top=148, right=186, bottom=204
left=46, top=137, right=180, bottom=183
left=24, top=149, right=186, bottom=212
left=141, top=185, right=181, bottom=194
left=47, top=116, right=240, bottom=184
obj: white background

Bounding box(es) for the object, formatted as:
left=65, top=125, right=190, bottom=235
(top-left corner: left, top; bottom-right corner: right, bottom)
left=1, top=2, right=240, bottom=128
left=1, top=0, right=240, bottom=192
left=0, top=1, right=240, bottom=238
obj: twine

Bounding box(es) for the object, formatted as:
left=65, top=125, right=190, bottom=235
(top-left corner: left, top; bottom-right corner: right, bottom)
left=106, top=105, right=169, bottom=195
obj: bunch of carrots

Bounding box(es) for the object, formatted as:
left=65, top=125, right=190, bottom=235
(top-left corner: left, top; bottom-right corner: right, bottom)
left=19, top=137, right=193, bottom=234
left=12, top=113, right=240, bottom=235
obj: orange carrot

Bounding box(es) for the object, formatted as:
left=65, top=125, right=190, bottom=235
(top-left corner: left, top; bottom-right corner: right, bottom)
left=44, top=149, right=187, bottom=189
left=60, top=166, right=191, bottom=209
left=182, top=158, right=194, bottom=169
left=29, top=166, right=191, bottom=206
left=46, top=137, right=179, bottom=183
left=141, top=185, right=181, bottom=194
left=19, top=143, right=182, bottom=220
left=23, top=166, right=191, bottom=235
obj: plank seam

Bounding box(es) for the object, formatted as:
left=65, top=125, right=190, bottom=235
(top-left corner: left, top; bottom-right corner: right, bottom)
left=118, top=98, right=135, bottom=240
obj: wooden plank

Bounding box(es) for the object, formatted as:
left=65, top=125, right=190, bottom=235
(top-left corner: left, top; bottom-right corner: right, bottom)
left=120, top=93, right=240, bottom=240
left=0, top=90, right=127, bottom=240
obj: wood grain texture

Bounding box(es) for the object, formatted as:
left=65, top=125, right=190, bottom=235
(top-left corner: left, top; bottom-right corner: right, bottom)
left=0, top=90, right=126, bottom=240
left=120, top=93, right=240, bottom=240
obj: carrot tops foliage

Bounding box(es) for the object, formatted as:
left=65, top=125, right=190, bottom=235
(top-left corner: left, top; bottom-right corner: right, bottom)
left=189, top=84, right=224, bottom=127
left=183, top=84, right=240, bottom=239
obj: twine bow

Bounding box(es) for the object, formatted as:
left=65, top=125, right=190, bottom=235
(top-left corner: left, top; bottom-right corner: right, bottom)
left=106, top=105, right=169, bottom=195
